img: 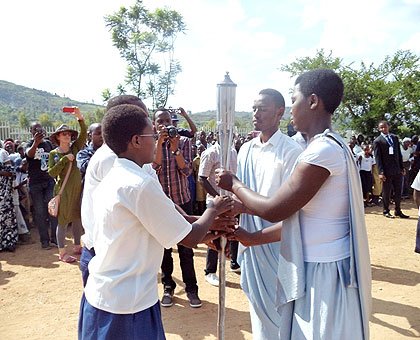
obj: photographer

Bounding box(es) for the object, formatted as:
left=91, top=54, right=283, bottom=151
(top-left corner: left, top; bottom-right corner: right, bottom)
left=26, top=122, right=58, bottom=249
left=169, top=107, right=197, bottom=138
left=152, top=108, right=201, bottom=308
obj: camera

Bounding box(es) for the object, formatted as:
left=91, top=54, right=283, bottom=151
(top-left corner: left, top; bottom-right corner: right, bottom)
left=166, top=125, right=178, bottom=138
left=35, top=127, right=45, bottom=135
left=167, top=107, right=180, bottom=114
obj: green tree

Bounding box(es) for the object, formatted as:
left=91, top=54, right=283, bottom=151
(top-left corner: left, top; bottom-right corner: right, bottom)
left=94, top=108, right=106, bottom=123
left=102, top=88, right=112, bottom=104
left=204, top=119, right=217, bottom=131
left=19, top=112, right=30, bottom=128
left=39, top=113, right=52, bottom=127
left=280, top=49, right=420, bottom=136
left=105, top=0, right=186, bottom=109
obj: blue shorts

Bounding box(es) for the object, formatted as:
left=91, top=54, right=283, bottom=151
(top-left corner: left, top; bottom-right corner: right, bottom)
left=78, top=296, right=166, bottom=340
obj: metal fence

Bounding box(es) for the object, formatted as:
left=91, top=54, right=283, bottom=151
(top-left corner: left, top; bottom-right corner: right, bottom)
left=0, top=122, right=56, bottom=143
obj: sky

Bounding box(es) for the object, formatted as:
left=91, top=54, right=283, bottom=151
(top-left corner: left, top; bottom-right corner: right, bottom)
left=1, top=0, right=420, bottom=112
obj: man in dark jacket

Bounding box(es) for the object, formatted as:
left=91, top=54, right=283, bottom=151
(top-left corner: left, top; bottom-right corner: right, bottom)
left=373, top=121, right=409, bottom=218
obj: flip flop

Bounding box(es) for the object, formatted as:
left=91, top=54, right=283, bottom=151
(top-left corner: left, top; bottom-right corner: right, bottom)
left=59, top=253, right=77, bottom=263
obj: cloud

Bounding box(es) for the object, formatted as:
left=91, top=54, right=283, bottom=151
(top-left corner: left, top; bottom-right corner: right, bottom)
left=1, top=0, right=418, bottom=112
left=247, top=17, right=265, bottom=28
left=400, top=32, right=420, bottom=54
left=299, top=0, right=420, bottom=60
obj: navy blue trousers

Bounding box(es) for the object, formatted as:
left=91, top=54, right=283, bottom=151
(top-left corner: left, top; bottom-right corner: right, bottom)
left=79, top=298, right=165, bottom=340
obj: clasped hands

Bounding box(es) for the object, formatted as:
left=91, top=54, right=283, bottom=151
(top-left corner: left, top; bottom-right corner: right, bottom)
left=202, top=169, right=254, bottom=252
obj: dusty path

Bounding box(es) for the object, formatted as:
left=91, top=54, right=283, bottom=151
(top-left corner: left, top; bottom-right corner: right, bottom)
left=0, top=199, right=419, bottom=339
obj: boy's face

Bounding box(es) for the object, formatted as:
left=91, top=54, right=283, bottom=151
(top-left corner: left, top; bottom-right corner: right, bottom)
left=154, top=111, right=172, bottom=129
left=378, top=122, right=389, bottom=135
left=363, top=146, right=370, bottom=154
left=91, top=126, right=103, bottom=149
left=197, top=144, right=205, bottom=156
left=138, top=119, right=156, bottom=164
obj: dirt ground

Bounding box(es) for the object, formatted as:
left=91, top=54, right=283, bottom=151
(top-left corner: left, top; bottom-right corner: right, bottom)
left=1, top=199, right=419, bottom=340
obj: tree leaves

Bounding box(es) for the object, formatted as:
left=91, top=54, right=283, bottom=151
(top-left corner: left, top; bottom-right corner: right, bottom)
left=104, top=0, right=186, bottom=109
left=281, top=49, right=420, bottom=136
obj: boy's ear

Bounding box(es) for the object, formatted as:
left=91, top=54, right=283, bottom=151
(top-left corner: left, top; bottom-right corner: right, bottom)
left=131, top=135, right=142, bottom=149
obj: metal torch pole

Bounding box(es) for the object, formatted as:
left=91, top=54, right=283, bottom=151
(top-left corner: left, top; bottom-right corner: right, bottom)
left=216, top=73, right=236, bottom=340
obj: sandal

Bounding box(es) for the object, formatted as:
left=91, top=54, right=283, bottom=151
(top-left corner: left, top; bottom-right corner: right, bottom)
left=59, top=253, right=77, bottom=263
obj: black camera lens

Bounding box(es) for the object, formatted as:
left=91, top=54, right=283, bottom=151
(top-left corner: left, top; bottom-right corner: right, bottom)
left=166, top=125, right=178, bottom=138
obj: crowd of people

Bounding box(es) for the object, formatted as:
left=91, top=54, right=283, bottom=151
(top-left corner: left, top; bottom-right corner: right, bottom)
left=0, top=68, right=419, bottom=339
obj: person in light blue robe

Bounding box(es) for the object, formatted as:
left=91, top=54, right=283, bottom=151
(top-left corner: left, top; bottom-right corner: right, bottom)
left=235, top=88, right=302, bottom=339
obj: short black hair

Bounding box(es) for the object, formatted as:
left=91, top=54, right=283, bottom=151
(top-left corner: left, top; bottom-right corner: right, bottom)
left=106, top=95, right=146, bottom=112
left=378, top=120, right=389, bottom=126
left=102, top=104, right=149, bottom=155
left=152, top=107, right=170, bottom=121
left=258, top=88, right=285, bottom=108
left=295, top=69, right=344, bottom=114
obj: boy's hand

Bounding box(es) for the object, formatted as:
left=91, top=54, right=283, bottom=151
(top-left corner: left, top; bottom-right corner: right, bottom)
left=204, top=234, right=231, bottom=258
left=34, top=131, right=45, bottom=145
left=178, top=107, right=187, bottom=118
left=212, top=195, right=234, bottom=215
left=210, top=215, right=236, bottom=232
left=215, top=168, right=238, bottom=192
left=156, top=125, right=168, bottom=145
left=226, top=226, right=254, bottom=247
left=169, top=134, right=180, bottom=152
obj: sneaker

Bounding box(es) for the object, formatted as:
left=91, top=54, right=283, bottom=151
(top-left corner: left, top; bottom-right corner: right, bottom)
left=50, top=239, right=58, bottom=248
left=41, top=242, right=51, bottom=250
left=161, top=287, right=174, bottom=307
left=230, top=262, right=241, bottom=273
left=205, top=273, right=219, bottom=286
left=186, top=291, right=202, bottom=308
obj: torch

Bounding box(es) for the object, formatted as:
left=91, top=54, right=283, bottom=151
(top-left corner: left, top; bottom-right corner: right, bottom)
left=216, top=72, right=237, bottom=340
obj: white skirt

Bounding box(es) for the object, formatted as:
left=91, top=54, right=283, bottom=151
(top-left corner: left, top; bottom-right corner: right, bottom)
left=278, top=257, right=364, bottom=340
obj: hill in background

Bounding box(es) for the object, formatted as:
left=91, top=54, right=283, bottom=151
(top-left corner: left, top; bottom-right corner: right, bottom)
left=0, top=80, right=291, bottom=133
left=0, top=80, right=103, bottom=126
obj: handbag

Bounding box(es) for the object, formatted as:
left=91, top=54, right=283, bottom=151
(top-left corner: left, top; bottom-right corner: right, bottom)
left=48, top=160, right=73, bottom=217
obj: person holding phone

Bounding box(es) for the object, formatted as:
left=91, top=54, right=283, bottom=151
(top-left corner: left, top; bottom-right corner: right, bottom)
left=48, top=107, right=87, bottom=263
left=26, top=122, right=58, bottom=249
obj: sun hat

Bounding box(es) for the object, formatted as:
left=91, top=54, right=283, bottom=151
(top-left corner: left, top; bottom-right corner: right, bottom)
left=49, top=124, right=78, bottom=145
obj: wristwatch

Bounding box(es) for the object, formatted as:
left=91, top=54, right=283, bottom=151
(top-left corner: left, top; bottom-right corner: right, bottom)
left=172, top=149, right=181, bottom=156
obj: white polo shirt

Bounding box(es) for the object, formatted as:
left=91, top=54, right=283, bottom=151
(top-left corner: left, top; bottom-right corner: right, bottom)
left=84, top=158, right=191, bottom=314
left=198, top=143, right=237, bottom=204
left=81, top=144, right=157, bottom=250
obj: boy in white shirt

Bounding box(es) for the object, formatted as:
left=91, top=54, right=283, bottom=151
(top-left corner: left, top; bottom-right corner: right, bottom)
left=358, top=143, right=376, bottom=207
left=412, top=171, right=420, bottom=254
left=79, top=104, right=232, bottom=340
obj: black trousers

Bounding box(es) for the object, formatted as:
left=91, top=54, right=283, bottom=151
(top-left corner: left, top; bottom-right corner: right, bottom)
left=160, top=200, right=198, bottom=293
left=382, top=173, right=403, bottom=214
